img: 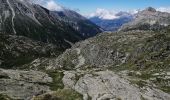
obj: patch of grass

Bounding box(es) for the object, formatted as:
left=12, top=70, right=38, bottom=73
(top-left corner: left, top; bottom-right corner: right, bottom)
left=47, top=71, right=64, bottom=91
left=160, top=86, right=170, bottom=93
left=130, top=80, right=147, bottom=88
left=0, top=94, right=13, bottom=100
left=33, top=89, right=83, bottom=100
left=54, top=89, right=83, bottom=100
left=61, top=50, right=78, bottom=70
left=62, top=60, right=75, bottom=70
left=151, top=77, right=170, bottom=93
left=127, top=71, right=153, bottom=81
left=1, top=54, right=36, bottom=69
left=138, top=72, right=152, bottom=80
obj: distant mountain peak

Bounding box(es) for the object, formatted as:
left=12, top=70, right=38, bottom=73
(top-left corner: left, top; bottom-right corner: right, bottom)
left=120, top=7, right=170, bottom=31
left=144, top=7, right=157, bottom=12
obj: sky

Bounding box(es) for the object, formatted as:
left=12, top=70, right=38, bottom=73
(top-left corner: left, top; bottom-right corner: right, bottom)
left=56, top=0, right=170, bottom=14
left=31, top=0, right=170, bottom=19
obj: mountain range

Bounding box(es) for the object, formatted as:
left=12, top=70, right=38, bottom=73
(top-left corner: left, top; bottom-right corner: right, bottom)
left=1, top=0, right=170, bottom=99
left=0, top=0, right=102, bottom=68
left=89, top=7, right=170, bottom=32
left=89, top=11, right=134, bottom=31
left=51, top=9, right=102, bottom=38
left=120, top=7, right=170, bottom=31
left=0, top=0, right=102, bottom=45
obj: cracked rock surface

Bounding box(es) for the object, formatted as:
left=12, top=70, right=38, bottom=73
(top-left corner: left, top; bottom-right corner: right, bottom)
left=0, top=68, right=52, bottom=100
left=62, top=71, right=170, bottom=100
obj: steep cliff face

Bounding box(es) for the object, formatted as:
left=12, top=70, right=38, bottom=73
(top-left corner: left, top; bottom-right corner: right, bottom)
left=120, top=7, right=170, bottom=31
left=51, top=9, right=102, bottom=38
left=0, top=0, right=83, bottom=47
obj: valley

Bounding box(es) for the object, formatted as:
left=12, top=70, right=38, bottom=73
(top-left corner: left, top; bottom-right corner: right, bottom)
left=0, top=0, right=170, bottom=100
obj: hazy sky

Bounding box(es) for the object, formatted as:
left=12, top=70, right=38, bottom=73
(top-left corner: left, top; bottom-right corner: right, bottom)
left=54, top=0, right=170, bottom=14
left=32, top=0, right=170, bottom=19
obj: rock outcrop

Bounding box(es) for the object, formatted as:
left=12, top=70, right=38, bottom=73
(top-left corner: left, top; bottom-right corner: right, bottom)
left=0, top=68, right=52, bottom=100
left=34, top=30, right=154, bottom=70
left=29, top=28, right=170, bottom=100
left=63, top=71, right=170, bottom=100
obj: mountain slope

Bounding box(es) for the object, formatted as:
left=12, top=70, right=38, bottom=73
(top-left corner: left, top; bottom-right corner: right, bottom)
left=2, top=29, right=170, bottom=99
left=0, top=0, right=81, bottom=68
left=51, top=9, right=102, bottom=38
left=0, top=0, right=102, bottom=68
left=120, top=7, right=170, bottom=31
left=0, top=34, right=60, bottom=68
left=26, top=27, right=170, bottom=99
left=1, top=3, right=170, bottom=100
left=0, top=0, right=83, bottom=48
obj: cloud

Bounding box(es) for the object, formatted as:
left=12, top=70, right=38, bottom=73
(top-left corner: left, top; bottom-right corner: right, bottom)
left=87, top=8, right=137, bottom=20
left=128, top=9, right=140, bottom=15
left=157, top=7, right=170, bottom=13
left=29, top=0, right=63, bottom=11
left=87, top=8, right=119, bottom=20
left=46, top=0, right=63, bottom=11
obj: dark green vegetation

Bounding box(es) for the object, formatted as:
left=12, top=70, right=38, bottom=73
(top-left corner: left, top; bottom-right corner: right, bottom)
left=0, top=94, right=13, bottom=100
left=14, top=12, right=83, bottom=45
left=0, top=0, right=84, bottom=45
left=51, top=10, right=102, bottom=38
left=33, top=89, right=83, bottom=100
left=47, top=71, right=64, bottom=91
left=0, top=34, right=61, bottom=69
left=52, top=89, right=83, bottom=100
left=35, top=71, right=83, bottom=100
